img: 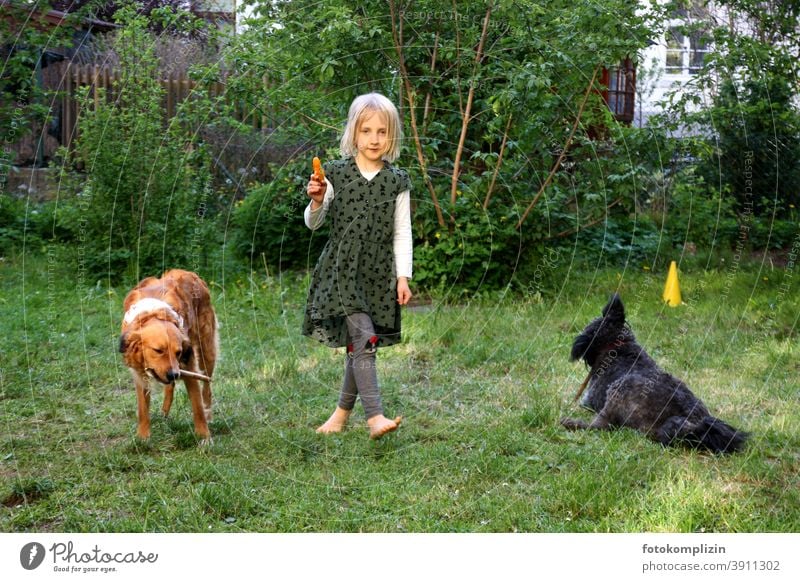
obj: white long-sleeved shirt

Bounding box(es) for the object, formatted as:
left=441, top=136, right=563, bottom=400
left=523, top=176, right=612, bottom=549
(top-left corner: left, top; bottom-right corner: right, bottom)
left=304, top=168, right=413, bottom=279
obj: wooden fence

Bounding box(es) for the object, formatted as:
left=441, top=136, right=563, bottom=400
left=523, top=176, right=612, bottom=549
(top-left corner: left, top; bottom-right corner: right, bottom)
left=59, top=62, right=277, bottom=152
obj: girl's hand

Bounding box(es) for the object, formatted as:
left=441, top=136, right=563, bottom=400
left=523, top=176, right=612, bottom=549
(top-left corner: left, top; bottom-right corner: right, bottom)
left=307, top=176, right=327, bottom=209
left=397, top=277, right=412, bottom=305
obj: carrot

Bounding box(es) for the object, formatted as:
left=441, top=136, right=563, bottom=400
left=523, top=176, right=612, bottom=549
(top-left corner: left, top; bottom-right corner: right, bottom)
left=312, top=157, right=325, bottom=181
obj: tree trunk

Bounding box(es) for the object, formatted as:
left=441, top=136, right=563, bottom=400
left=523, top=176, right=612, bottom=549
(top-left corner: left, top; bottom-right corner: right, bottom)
left=450, top=5, right=493, bottom=212
left=389, top=0, right=446, bottom=228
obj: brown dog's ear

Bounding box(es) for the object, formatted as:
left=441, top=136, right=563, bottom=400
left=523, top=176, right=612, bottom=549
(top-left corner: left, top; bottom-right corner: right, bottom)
left=119, top=330, right=142, bottom=366
left=119, top=333, right=128, bottom=353
left=180, top=336, right=194, bottom=365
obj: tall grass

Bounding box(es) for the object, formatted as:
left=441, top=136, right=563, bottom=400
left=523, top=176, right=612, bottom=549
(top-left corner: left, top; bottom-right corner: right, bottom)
left=1, top=251, right=797, bottom=532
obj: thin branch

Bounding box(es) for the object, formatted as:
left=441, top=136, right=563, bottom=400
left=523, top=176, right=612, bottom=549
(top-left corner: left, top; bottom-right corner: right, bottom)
left=482, top=113, right=513, bottom=210
left=451, top=4, right=493, bottom=208
left=296, top=111, right=340, bottom=131
left=389, top=0, right=446, bottom=228
left=452, top=0, right=463, bottom=115
left=516, top=65, right=601, bottom=230
left=422, top=30, right=439, bottom=132
left=547, top=196, right=624, bottom=239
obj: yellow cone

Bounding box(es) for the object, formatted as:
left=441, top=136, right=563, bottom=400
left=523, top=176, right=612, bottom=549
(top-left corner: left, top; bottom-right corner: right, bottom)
left=663, top=261, right=682, bottom=306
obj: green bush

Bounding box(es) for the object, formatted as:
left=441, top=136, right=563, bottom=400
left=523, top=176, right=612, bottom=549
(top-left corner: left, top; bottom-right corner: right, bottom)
left=661, top=165, right=797, bottom=253
left=663, top=167, right=738, bottom=252
left=230, top=159, right=328, bottom=271
left=697, top=76, right=800, bottom=219
left=413, top=195, right=524, bottom=295
left=0, top=195, right=31, bottom=252
left=69, top=6, right=217, bottom=283
left=567, top=213, right=664, bottom=269
left=747, top=219, right=799, bottom=251
left=0, top=195, right=76, bottom=253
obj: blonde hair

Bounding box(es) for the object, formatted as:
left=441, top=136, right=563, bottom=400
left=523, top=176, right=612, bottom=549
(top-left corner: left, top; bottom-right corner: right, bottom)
left=339, top=93, right=402, bottom=162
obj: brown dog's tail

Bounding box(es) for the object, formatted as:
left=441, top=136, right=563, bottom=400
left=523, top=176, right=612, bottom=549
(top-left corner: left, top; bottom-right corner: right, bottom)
left=668, top=416, right=749, bottom=454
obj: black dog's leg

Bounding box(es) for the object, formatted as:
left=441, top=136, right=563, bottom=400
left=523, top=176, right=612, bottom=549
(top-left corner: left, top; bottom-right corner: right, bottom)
left=654, top=416, right=691, bottom=447
left=561, top=413, right=611, bottom=431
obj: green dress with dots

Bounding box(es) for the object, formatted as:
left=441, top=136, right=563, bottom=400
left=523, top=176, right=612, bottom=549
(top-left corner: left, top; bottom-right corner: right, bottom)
left=302, top=158, right=411, bottom=348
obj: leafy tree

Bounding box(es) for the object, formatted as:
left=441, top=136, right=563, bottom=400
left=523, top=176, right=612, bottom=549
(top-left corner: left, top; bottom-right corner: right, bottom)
left=661, top=0, right=800, bottom=219
left=0, top=0, right=205, bottom=174
left=229, top=0, right=661, bottom=291
left=50, top=1, right=200, bottom=32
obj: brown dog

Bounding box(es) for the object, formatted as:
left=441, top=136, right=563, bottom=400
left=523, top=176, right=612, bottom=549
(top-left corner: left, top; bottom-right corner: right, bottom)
left=119, top=270, right=218, bottom=444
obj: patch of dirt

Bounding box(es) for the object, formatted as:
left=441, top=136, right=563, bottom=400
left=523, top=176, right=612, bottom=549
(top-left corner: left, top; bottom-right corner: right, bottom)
left=750, top=247, right=796, bottom=269
left=2, top=488, right=47, bottom=508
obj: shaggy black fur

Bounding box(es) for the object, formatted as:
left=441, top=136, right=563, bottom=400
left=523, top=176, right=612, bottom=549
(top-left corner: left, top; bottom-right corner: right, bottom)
left=561, top=294, right=749, bottom=454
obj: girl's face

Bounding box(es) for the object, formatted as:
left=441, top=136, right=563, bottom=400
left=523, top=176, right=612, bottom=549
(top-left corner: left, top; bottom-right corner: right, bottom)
left=355, top=111, right=389, bottom=166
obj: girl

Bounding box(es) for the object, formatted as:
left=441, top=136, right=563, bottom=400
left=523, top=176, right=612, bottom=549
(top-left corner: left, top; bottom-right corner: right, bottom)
left=302, top=92, right=412, bottom=439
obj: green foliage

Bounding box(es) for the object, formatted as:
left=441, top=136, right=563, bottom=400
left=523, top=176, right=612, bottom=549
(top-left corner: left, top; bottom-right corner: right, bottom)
left=413, top=196, right=522, bottom=294
left=662, top=166, right=739, bottom=252
left=68, top=4, right=217, bottom=282
left=0, top=194, right=76, bottom=254
left=650, top=157, right=797, bottom=261
left=661, top=0, right=800, bottom=221
left=0, top=2, right=74, bottom=151
left=572, top=214, right=664, bottom=268
left=0, top=195, right=33, bottom=252
left=230, top=0, right=661, bottom=291
left=696, top=75, right=800, bottom=217
left=229, top=158, right=328, bottom=271
left=747, top=219, right=799, bottom=251
left=525, top=124, right=676, bottom=273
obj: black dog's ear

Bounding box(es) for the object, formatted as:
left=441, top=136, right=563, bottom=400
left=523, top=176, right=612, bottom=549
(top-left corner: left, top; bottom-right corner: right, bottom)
left=570, top=331, right=592, bottom=362
left=602, top=293, right=625, bottom=324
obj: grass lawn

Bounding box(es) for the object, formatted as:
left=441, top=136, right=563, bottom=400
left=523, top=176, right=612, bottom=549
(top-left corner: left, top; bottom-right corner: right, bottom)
left=1, top=249, right=798, bottom=532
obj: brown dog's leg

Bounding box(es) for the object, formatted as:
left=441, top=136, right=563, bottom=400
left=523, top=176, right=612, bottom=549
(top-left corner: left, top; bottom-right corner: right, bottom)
left=201, top=380, right=212, bottom=422
left=135, top=377, right=151, bottom=440
left=198, top=323, right=217, bottom=423
left=162, top=382, right=174, bottom=417
left=183, top=378, right=211, bottom=443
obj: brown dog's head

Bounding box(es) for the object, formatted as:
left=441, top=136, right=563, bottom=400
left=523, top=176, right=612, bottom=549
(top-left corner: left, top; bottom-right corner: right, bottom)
left=119, top=319, right=193, bottom=384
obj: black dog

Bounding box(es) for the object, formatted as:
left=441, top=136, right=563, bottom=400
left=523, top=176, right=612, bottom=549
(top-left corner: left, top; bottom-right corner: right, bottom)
left=561, top=294, right=748, bottom=453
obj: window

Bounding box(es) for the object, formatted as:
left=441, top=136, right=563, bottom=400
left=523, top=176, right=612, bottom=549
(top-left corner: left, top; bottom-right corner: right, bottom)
left=688, top=29, right=710, bottom=73
left=601, top=59, right=636, bottom=124
left=666, top=27, right=685, bottom=74
left=664, top=1, right=711, bottom=76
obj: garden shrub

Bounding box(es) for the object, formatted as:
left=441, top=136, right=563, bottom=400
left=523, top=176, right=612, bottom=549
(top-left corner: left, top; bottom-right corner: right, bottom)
left=0, top=194, right=31, bottom=253
left=69, top=6, right=217, bottom=283
left=0, top=195, right=76, bottom=254
left=662, top=167, right=738, bottom=252
left=230, top=158, right=328, bottom=272
left=413, top=196, right=523, bottom=294
left=747, top=219, right=799, bottom=251
left=697, top=76, right=800, bottom=219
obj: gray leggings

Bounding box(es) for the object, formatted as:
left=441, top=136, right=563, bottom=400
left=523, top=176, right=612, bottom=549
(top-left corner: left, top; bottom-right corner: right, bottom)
left=338, top=312, right=383, bottom=419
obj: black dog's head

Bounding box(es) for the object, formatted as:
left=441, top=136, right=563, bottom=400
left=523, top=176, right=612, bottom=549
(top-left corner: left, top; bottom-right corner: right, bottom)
left=571, top=294, right=634, bottom=367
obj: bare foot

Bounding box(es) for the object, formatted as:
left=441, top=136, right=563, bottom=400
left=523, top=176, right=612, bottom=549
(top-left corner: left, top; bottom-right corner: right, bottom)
left=368, top=415, right=402, bottom=439
left=316, top=407, right=351, bottom=434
